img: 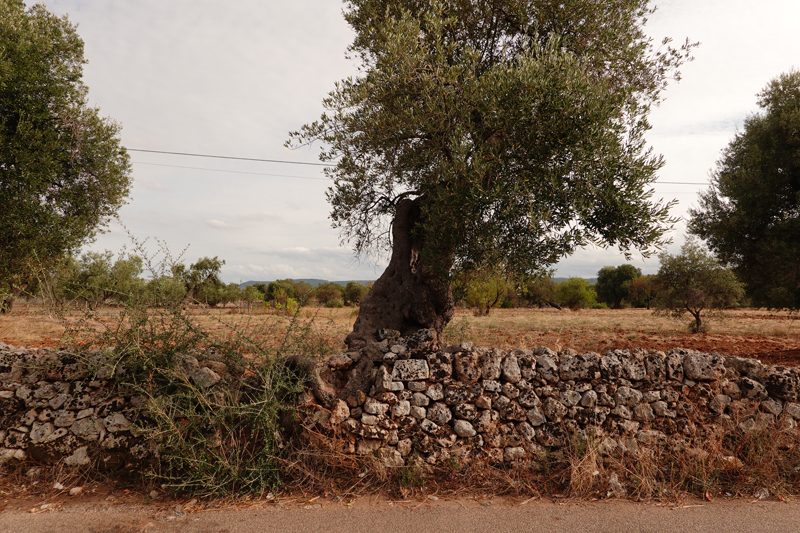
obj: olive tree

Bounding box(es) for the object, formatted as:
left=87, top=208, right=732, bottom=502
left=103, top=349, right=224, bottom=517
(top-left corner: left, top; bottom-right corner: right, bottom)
left=655, top=240, right=745, bottom=333
left=688, top=70, right=800, bottom=309
left=0, top=1, right=132, bottom=312
left=595, top=264, right=642, bottom=308
left=290, top=0, right=694, bottom=348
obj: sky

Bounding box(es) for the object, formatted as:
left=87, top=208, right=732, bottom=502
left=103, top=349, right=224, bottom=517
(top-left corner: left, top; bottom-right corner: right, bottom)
left=26, top=0, right=800, bottom=283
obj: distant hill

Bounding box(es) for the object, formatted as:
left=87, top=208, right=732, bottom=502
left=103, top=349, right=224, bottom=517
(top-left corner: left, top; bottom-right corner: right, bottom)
left=239, top=279, right=374, bottom=289
left=553, top=277, right=597, bottom=285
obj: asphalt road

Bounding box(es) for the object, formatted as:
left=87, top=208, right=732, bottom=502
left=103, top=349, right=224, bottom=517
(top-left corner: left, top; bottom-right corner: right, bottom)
left=1, top=498, right=799, bottom=533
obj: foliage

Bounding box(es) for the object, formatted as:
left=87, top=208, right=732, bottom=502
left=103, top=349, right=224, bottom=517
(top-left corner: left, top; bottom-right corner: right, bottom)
left=172, top=256, right=236, bottom=307
left=0, top=0, right=131, bottom=305
left=688, top=70, right=800, bottom=310
left=595, top=264, right=642, bottom=308
left=59, top=239, right=319, bottom=497
left=457, top=267, right=512, bottom=315
left=517, top=272, right=558, bottom=308
left=289, top=0, right=694, bottom=287
left=555, top=278, right=597, bottom=310
left=343, top=281, right=370, bottom=306
left=628, top=274, right=660, bottom=309
left=654, top=240, right=745, bottom=333
left=314, top=282, right=345, bottom=306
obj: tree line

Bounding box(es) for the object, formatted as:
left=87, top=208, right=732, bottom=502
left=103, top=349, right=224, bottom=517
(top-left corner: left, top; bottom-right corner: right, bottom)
left=1, top=252, right=373, bottom=313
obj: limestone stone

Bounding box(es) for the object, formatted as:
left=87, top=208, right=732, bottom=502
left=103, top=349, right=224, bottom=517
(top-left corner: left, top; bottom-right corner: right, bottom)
left=327, top=353, right=354, bottom=370
left=427, top=403, right=452, bottom=425
left=740, top=377, right=768, bottom=400
left=411, top=393, right=430, bottom=407
left=392, top=359, right=430, bottom=382
left=420, top=419, right=439, bottom=434
left=454, top=352, right=481, bottom=383
left=501, top=355, right=522, bottom=383
left=64, top=446, right=90, bottom=466
left=615, top=386, right=642, bottom=407
left=683, top=352, right=725, bottom=382
left=761, top=398, right=783, bottom=416
left=480, top=350, right=503, bottom=380
left=356, top=439, right=383, bottom=455
left=410, top=406, right=426, bottom=420
left=536, top=355, right=559, bottom=382
left=559, top=352, right=600, bottom=381
left=474, top=410, right=499, bottom=433
left=397, top=438, right=413, bottom=456
left=391, top=401, right=411, bottom=417
left=30, top=422, right=55, bottom=444
left=454, top=420, right=477, bottom=437
left=526, top=407, right=546, bottom=427
left=503, top=447, right=526, bottom=462
left=764, top=367, right=798, bottom=401
left=330, top=400, right=351, bottom=425
left=632, top=403, right=655, bottom=422
left=518, top=389, right=541, bottom=408
left=542, top=398, right=568, bottom=422
left=560, top=391, right=582, bottom=407
left=453, top=403, right=478, bottom=421
left=103, top=413, right=132, bottom=433
left=364, top=398, right=389, bottom=416
left=408, top=381, right=427, bottom=392
left=580, top=390, right=597, bottom=408
left=426, top=383, right=444, bottom=401
left=70, top=418, right=103, bottom=441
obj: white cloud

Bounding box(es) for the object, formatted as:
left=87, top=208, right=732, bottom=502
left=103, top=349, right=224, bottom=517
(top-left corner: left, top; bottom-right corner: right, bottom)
left=205, top=219, right=235, bottom=230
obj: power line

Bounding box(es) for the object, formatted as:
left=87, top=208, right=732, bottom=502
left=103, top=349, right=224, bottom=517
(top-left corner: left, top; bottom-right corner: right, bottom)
left=132, top=161, right=329, bottom=181
left=128, top=148, right=709, bottom=186
left=128, top=148, right=333, bottom=167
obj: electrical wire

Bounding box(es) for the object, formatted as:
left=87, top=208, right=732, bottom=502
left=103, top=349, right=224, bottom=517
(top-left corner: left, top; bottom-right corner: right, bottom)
left=132, top=161, right=329, bottom=181
left=128, top=148, right=333, bottom=167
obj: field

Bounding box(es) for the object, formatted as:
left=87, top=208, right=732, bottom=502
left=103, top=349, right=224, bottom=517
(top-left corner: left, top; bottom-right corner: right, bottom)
left=2, top=303, right=799, bottom=366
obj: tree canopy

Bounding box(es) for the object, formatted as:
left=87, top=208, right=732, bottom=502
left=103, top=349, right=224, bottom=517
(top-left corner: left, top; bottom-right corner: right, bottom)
left=655, top=240, right=744, bottom=333
left=688, top=70, right=800, bottom=309
left=0, top=0, right=131, bottom=308
left=290, top=0, right=694, bottom=345
left=595, top=264, right=642, bottom=308
left=292, top=0, right=691, bottom=271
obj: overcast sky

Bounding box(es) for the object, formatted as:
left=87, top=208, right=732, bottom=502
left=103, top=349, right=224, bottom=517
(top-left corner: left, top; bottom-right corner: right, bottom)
left=28, top=0, right=800, bottom=283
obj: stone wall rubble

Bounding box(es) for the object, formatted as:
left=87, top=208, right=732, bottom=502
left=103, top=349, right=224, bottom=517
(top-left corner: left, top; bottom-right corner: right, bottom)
left=2, top=330, right=799, bottom=475
left=302, top=329, right=800, bottom=468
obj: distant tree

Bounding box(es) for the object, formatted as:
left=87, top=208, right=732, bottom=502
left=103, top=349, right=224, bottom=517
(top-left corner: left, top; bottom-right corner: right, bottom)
left=518, top=272, right=559, bottom=308
left=266, top=280, right=295, bottom=303
left=343, top=281, right=369, bottom=306
left=555, top=278, right=597, bottom=311
left=628, top=274, right=660, bottom=309
left=314, top=282, right=344, bottom=306
left=459, top=268, right=512, bottom=316
left=595, top=264, right=642, bottom=308
left=241, top=284, right=264, bottom=313
left=655, top=240, right=745, bottom=333
left=173, top=257, right=227, bottom=306
left=688, top=70, right=800, bottom=310
left=0, top=1, right=132, bottom=312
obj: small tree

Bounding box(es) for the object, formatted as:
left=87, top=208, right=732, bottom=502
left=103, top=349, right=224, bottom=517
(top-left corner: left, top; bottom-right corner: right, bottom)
left=655, top=240, right=745, bottom=333
left=314, top=282, right=345, bottom=307
left=555, top=278, right=597, bottom=311
left=343, top=281, right=369, bottom=306
left=459, top=268, right=512, bottom=316
left=595, top=264, right=642, bottom=308
left=518, top=272, right=559, bottom=308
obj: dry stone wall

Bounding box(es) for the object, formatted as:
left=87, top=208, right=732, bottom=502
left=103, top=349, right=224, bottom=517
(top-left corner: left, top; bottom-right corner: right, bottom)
left=0, top=342, right=151, bottom=470
left=2, top=331, right=800, bottom=477
left=303, top=329, right=800, bottom=468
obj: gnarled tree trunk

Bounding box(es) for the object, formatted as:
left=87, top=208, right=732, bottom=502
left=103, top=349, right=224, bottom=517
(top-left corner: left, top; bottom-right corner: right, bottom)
left=345, top=198, right=454, bottom=350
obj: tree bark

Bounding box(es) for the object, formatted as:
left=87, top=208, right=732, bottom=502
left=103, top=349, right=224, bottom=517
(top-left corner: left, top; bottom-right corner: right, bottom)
left=346, top=197, right=455, bottom=350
